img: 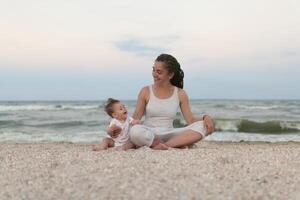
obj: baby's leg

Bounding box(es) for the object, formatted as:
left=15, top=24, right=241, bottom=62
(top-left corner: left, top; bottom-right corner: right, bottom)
left=92, top=138, right=114, bottom=151
left=116, top=141, right=135, bottom=151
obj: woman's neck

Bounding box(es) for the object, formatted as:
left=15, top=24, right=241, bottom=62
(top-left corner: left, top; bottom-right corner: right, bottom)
left=152, top=82, right=174, bottom=99
left=154, top=82, right=172, bottom=89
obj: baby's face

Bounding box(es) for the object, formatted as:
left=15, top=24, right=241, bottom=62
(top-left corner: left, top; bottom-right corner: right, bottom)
left=112, top=102, right=128, bottom=121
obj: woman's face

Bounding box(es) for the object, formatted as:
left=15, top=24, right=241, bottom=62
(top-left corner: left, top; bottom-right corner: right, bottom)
left=152, top=61, right=173, bottom=84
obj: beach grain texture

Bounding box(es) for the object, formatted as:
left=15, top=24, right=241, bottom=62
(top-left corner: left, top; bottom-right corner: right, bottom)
left=0, top=142, right=299, bottom=200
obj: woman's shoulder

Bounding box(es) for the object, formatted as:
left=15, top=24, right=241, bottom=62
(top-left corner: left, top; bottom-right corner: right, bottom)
left=140, top=85, right=150, bottom=94
left=177, top=87, right=186, bottom=95
left=138, top=86, right=150, bottom=100
left=177, top=88, right=189, bottom=101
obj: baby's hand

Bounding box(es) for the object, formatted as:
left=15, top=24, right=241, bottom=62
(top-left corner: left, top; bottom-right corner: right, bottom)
left=130, top=119, right=140, bottom=125
left=107, top=124, right=121, bottom=138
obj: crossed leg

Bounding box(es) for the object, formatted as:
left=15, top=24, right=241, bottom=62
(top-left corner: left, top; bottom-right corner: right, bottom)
left=165, top=130, right=203, bottom=148
left=130, top=125, right=206, bottom=149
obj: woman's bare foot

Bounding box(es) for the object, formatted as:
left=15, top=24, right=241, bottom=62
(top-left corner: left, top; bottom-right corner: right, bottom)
left=150, top=134, right=169, bottom=150
left=178, top=144, right=196, bottom=149
left=152, top=143, right=169, bottom=150
left=179, top=146, right=188, bottom=149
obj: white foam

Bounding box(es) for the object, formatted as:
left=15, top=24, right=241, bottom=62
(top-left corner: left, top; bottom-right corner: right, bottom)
left=205, top=132, right=300, bottom=142
left=0, top=131, right=104, bottom=144
left=0, top=105, right=100, bottom=111
left=237, top=105, right=280, bottom=110
left=0, top=105, right=58, bottom=111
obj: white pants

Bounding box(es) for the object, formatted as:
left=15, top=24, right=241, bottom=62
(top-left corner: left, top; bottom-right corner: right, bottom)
left=129, top=121, right=207, bottom=147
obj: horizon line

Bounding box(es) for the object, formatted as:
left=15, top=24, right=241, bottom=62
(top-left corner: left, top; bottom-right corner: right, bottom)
left=0, top=98, right=300, bottom=102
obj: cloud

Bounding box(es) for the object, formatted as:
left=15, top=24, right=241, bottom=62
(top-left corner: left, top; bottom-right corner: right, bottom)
left=280, top=49, right=299, bottom=57
left=115, top=36, right=179, bottom=57
left=115, top=39, right=167, bottom=56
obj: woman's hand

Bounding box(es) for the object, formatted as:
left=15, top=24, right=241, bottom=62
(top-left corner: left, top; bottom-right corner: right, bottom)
left=130, top=119, right=140, bottom=126
left=203, top=115, right=214, bottom=135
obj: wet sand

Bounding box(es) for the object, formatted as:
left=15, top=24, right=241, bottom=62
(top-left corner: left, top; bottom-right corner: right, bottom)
left=0, top=142, right=299, bottom=200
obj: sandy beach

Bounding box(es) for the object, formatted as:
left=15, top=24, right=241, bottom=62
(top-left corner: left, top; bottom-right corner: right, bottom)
left=0, top=142, right=299, bottom=200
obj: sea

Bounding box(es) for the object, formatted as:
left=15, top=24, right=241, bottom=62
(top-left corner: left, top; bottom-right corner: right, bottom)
left=1, top=100, right=300, bottom=143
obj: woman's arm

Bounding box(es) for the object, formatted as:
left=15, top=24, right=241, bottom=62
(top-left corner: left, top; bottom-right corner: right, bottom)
left=179, top=89, right=215, bottom=134
left=203, top=115, right=214, bottom=135
left=132, top=86, right=149, bottom=120
left=178, top=89, right=195, bottom=125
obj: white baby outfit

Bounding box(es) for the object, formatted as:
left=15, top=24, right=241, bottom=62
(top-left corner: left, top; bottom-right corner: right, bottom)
left=108, top=117, right=133, bottom=147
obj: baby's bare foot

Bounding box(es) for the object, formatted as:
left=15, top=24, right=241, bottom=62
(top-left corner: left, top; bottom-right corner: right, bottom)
left=92, top=145, right=106, bottom=151
left=115, top=146, right=124, bottom=151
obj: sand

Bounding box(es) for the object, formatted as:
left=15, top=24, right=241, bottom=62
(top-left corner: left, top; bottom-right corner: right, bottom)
left=0, top=141, right=299, bottom=200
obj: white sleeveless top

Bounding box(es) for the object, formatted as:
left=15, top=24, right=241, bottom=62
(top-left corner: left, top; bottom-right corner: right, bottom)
left=143, top=85, right=179, bottom=129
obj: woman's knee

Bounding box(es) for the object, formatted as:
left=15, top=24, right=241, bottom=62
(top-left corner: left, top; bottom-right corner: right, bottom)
left=129, top=125, right=154, bottom=147
left=129, top=125, right=144, bottom=138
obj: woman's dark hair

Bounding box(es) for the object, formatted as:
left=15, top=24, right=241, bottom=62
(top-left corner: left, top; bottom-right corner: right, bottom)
left=155, top=54, right=184, bottom=89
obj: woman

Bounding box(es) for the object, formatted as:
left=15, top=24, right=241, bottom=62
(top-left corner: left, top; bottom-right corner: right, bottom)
left=109, top=54, right=214, bottom=149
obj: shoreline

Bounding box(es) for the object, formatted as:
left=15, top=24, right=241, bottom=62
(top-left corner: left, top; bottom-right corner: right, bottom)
left=1, top=140, right=300, bottom=145
left=1, top=141, right=299, bottom=200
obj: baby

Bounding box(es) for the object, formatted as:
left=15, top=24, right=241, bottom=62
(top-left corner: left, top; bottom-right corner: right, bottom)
left=93, top=98, right=139, bottom=151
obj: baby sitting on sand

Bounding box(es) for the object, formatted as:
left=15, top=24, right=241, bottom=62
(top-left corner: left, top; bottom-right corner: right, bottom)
left=93, top=98, right=139, bottom=151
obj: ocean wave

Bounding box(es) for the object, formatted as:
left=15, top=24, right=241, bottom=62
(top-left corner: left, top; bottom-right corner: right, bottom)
left=33, top=121, right=102, bottom=128
left=0, top=131, right=104, bottom=143
left=0, top=113, right=11, bottom=116
left=0, top=105, right=101, bottom=112
left=0, top=120, right=106, bottom=129
left=0, top=105, right=58, bottom=111
left=62, top=105, right=101, bottom=110
left=215, top=119, right=300, bottom=134
left=237, top=105, right=280, bottom=110
left=213, top=104, right=227, bottom=108
left=173, top=118, right=300, bottom=134
left=0, top=120, right=23, bottom=128
left=237, top=120, right=300, bottom=133
left=34, top=121, right=88, bottom=128
left=205, top=132, right=300, bottom=142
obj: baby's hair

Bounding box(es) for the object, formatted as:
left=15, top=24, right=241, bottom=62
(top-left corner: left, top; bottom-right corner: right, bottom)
left=104, top=98, right=120, bottom=117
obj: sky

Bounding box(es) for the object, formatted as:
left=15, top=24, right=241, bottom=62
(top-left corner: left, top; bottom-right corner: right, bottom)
left=0, top=0, right=299, bottom=100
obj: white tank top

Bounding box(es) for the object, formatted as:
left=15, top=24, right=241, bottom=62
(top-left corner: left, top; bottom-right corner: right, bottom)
left=143, top=85, right=179, bottom=129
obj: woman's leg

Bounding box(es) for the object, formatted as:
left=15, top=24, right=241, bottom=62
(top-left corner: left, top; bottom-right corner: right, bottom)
left=129, top=125, right=168, bottom=150
left=151, top=135, right=169, bottom=150
left=130, top=125, right=155, bottom=147
left=165, top=130, right=203, bottom=148
left=164, top=120, right=207, bottom=148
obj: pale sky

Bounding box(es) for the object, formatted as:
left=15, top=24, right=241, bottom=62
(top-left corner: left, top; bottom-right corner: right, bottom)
left=1, top=0, right=299, bottom=100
